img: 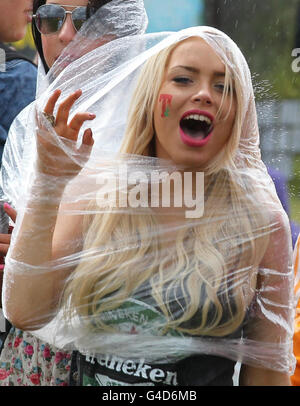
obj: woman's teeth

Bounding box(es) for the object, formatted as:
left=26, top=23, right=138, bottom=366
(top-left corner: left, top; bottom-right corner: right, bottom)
left=180, top=114, right=213, bottom=139
left=183, top=114, right=212, bottom=126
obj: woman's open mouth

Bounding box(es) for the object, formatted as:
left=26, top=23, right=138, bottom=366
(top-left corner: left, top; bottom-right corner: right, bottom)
left=179, top=110, right=214, bottom=147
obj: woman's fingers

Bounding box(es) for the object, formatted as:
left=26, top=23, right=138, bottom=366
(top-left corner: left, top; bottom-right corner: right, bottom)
left=0, top=234, right=11, bottom=244
left=55, top=89, right=82, bottom=127
left=3, top=203, right=16, bottom=223
left=82, top=128, right=94, bottom=146
left=42, top=89, right=96, bottom=148
left=68, top=113, right=96, bottom=137
left=0, top=242, right=10, bottom=255
left=0, top=232, right=11, bottom=256
left=78, top=129, right=94, bottom=156
left=43, top=89, right=62, bottom=116
left=0, top=203, right=15, bottom=257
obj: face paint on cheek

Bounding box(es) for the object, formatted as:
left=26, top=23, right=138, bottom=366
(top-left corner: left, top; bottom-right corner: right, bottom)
left=159, top=94, right=173, bottom=118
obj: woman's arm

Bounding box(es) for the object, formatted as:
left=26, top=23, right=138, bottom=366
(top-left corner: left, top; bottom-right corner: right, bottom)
left=2, top=89, right=95, bottom=331
left=240, top=366, right=291, bottom=386
left=239, top=212, right=294, bottom=386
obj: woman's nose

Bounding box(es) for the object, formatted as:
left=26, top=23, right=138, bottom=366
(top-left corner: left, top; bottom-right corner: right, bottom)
left=58, top=15, right=76, bottom=45
left=192, top=87, right=213, bottom=106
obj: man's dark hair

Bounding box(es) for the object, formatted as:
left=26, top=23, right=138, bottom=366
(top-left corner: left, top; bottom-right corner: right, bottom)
left=32, top=0, right=47, bottom=72
left=87, top=0, right=113, bottom=16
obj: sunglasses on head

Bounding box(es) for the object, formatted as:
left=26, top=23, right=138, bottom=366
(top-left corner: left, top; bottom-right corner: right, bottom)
left=33, top=4, right=88, bottom=35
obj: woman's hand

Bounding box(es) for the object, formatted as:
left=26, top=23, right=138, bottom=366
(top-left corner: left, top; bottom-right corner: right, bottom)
left=36, top=89, right=96, bottom=178
left=0, top=203, right=16, bottom=257
left=2, top=92, right=96, bottom=328
left=0, top=203, right=16, bottom=306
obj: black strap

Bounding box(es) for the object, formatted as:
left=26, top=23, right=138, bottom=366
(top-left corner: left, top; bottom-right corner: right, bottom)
left=0, top=42, right=36, bottom=66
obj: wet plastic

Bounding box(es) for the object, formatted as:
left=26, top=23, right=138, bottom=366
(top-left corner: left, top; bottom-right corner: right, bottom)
left=0, top=1, right=296, bottom=380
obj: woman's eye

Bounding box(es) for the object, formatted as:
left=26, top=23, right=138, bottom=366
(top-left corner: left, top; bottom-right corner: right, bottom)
left=214, top=83, right=225, bottom=92
left=173, top=77, right=192, bottom=85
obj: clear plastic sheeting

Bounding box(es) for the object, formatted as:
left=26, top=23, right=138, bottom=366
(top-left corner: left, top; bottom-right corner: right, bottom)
left=0, top=8, right=296, bottom=382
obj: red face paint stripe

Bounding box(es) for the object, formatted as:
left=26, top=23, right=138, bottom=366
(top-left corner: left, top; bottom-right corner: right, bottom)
left=159, top=94, right=173, bottom=118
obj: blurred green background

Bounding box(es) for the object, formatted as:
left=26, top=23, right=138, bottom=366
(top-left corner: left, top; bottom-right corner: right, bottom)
left=204, top=0, right=300, bottom=99
left=291, top=156, right=300, bottom=223
left=204, top=0, right=300, bottom=229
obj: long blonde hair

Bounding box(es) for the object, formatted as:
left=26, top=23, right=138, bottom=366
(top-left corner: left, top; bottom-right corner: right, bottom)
left=61, top=34, right=270, bottom=337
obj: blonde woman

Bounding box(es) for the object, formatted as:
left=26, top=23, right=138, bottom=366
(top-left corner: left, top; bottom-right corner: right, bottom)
left=2, top=26, right=295, bottom=386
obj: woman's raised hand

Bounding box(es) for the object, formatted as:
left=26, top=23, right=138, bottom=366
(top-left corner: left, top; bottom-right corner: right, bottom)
left=37, top=89, right=96, bottom=178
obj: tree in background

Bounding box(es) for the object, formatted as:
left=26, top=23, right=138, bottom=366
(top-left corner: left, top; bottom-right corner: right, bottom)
left=204, top=0, right=300, bottom=99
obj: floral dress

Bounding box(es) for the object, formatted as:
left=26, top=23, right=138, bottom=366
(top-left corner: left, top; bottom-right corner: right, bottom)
left=0, top=327, right=72, bottom=386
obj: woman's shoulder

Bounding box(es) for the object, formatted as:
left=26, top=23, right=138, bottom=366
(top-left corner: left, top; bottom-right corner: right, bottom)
left=260, top=209, right=292, bottom=271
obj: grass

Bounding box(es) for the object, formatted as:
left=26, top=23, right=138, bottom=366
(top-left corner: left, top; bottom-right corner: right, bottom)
left=289, top=155, right=300, bottom=223
left=290, top=197, right=300, bottom=223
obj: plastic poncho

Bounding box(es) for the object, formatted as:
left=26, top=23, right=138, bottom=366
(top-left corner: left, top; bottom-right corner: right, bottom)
left=0, top=0, right=296, bottom=385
